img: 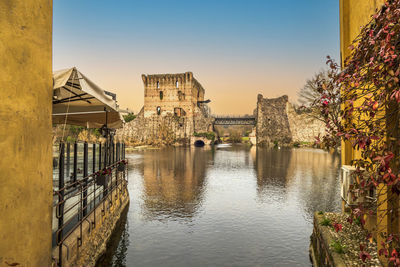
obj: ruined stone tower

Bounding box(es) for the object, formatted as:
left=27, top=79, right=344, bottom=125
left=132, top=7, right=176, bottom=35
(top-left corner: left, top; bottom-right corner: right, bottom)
left=141, top=71, right=208, bottom=138
left=116, top=72, right=213, bottom=144
left=142, top=72, right=205, bottom=119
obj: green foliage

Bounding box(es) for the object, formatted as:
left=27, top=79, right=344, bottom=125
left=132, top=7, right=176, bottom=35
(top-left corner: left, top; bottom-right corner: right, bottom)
left=70, top=125, right=84, bottom=134
left=228, top=131, right=242, bottom=143
left=66, top=136, right=76, bottom=143
left=293, top=141, right=300, bottom=148
left=320, top=217, right=332, bottom=226
left=273, top=140, right=279, bottom=148
left=193, top=132, right=216, bottom=141
left=123, top=113, right=136, bottom=123
left=93, top=128, right=101, bottom=137
left=330, top=240, right=346, bottom=254
left=318, top=211, right=324, bottom=215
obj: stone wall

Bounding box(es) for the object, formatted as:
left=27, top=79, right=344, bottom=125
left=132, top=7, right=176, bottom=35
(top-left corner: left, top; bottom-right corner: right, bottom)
left=310, top=213, right=347, bottom=267
left=255, top=94, right=325, bottom=146
left=256, top=94, right=292, bottom=146
left=53, top=178, right=129, bottom=267
left=287, top=103, right=325, bottom=144
left=117, top=72, right=213, bottom=145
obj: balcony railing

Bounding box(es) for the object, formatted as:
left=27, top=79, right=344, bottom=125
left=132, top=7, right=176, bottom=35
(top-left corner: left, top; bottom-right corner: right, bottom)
left=52, top=141, right=127, bottom=267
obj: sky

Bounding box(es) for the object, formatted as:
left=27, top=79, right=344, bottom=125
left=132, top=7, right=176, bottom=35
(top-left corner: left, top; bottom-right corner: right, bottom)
left=53, top=0, right=340, bottom=115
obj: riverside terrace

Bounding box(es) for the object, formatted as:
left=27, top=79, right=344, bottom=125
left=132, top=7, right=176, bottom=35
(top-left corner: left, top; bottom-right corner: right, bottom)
left=52, top=141, right=128, bottom=266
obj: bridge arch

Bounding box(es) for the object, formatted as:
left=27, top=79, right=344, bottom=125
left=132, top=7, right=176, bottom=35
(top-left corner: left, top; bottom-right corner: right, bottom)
left=194, top=140, right=205, bottom=147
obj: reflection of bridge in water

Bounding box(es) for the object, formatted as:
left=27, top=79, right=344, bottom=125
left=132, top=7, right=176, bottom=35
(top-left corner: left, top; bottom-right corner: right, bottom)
left=213, top=116, right=256, bottom=126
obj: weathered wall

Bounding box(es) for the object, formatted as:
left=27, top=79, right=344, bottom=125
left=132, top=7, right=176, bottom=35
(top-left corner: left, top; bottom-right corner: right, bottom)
left=256, top=94, right=292, bottom=145
left=256, top=94, right=324, bottom=146
left=287, top=103, right=325, bottom=143
left=339, top=0, right=384, bottom=165
left=54, top=180, right=129, bottom=267
left=118, top=72, right=213, bottom=145
left=0, top=1, right=53, bottom=266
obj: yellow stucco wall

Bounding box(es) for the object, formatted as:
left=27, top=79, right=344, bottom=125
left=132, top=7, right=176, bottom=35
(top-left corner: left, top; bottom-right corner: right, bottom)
left=0, top=1, right=53, bottom=266
left=339, top=0, right=384, bottom=165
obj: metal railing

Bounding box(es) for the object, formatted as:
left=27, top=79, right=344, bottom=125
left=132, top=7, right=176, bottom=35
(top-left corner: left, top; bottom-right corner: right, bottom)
left=53, top=141, right=127, bottom=267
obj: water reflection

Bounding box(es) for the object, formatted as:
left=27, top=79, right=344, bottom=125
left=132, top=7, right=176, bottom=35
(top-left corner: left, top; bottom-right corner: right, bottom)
left=99, top=145, right=341, bottom=266
left=140, top=147, right=214, bottom=221
left=252, top=147, right=341, bottom=220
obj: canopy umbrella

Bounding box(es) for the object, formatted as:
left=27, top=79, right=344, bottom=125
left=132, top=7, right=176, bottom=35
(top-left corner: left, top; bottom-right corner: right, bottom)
left=52, top=67, right=123, bottom=129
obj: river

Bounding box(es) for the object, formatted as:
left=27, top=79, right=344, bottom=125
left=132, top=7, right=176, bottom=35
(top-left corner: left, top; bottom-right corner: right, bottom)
left=98, top=145, right=341, bottom=266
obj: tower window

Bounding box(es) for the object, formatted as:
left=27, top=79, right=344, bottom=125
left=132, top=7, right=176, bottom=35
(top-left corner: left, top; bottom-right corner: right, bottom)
left=157, top=106, right=161, bottom=115
left=157, top=81, right=160, bottom=88
left=159, top=91, right=163, bottom=100
left=176, top=80, right=179, bottom=88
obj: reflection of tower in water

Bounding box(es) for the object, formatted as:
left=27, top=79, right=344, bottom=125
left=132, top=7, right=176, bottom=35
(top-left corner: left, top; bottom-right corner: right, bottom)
left=252, top=147, right=292, bottom=192
left=141, top=147, right=213, bottom=221
left=252, top=147, right=341, bottom=218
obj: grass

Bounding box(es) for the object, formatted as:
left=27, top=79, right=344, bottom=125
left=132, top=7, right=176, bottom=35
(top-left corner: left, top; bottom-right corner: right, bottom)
left=320, top=217, right=332, bottom=226
left=330, top=240, right=346, bottom=254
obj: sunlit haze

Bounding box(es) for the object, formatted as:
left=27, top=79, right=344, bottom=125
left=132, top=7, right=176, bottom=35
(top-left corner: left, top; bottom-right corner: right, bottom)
left=53, top=0, right=340, bottom=115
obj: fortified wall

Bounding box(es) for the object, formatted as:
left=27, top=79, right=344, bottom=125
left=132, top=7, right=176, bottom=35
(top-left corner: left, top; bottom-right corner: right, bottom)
left=255, top=94, right=325, bottom=146
left=117, top=72, right=214, bottom=145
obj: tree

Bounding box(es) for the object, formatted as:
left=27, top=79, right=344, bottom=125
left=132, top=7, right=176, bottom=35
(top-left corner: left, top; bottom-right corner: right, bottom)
left=299, top=64, right=342, bottom=149
left=123, top=113, right=136, bottom=123
left=298, top=70, right=330, bottom=106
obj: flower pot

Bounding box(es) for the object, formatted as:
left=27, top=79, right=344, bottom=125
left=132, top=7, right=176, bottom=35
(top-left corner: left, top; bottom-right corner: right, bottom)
left=117, top=164, right=125, bottom=172
left=96, top=174, right=108, bottom=187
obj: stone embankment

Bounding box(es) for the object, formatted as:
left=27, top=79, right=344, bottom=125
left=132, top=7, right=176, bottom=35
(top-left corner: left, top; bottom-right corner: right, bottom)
left=310, top=212, right=381, bottom=267
left=52, top=180, right=129, bottom=267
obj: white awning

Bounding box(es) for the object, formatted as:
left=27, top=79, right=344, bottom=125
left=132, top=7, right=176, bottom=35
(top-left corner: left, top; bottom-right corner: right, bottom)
left=52, top=67, right=123, bottom=128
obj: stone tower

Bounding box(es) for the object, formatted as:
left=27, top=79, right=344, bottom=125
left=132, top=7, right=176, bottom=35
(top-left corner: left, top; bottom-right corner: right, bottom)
left=142, top=72, right=205, bottom=118
left=140, top=72, right=208, bottom=139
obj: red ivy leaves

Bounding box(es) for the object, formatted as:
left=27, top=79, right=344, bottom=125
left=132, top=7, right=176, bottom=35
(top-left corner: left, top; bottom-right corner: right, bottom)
left=390, top=249, right=400, bottom=266
left=359, top=244, right=372, bottom=262
left=333, top=222, right=343, bottom=233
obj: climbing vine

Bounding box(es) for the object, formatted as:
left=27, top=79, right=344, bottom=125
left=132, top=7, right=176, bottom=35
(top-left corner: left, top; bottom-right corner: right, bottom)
left=312, top=1, right=400, bottom=264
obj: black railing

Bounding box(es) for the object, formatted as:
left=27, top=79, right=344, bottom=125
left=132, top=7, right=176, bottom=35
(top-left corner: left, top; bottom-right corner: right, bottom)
left=53, top=142, right=127, bottom=267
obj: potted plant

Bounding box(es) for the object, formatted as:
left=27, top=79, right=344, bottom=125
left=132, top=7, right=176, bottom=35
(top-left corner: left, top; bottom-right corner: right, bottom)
left=95, top=167, right=111, bottom=186
left=117, top=160, right=127, bottom=172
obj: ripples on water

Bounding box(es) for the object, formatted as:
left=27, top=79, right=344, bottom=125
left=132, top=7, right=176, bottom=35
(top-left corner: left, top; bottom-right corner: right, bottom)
left=99, top=145, right=341, bottom=267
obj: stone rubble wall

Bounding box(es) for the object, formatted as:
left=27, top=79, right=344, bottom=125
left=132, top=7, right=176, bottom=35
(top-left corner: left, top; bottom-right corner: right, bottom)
left=256, top=94, right=292, bottom=145
left=116, top=105, right=214, bottom=146
left=256, top=94, right=325, bottom=146
left=287, top=102, right=325, bottom=144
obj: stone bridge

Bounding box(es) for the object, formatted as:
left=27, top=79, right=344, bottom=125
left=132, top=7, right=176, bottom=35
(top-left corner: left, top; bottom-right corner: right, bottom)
left=190, top=136, right=213, bottom=147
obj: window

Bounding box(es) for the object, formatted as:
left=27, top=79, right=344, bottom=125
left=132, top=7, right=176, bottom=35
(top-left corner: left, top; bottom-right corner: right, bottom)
left=159, top=91, right=163, bottom=100
left=157, top=81, right=160, bottom=88
left=174, top=107, right=186, bottom=117
left=174, top=107, right=182, bottom=117
left=156, top=106, right=161, bottom=115
left=176, top=80, right=179, bottom=88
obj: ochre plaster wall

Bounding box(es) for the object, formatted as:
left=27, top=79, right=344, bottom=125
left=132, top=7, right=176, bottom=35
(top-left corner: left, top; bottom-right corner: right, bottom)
left=0, top=1, right=53, bottom=266
left=339, top=0, right=384, bottom=165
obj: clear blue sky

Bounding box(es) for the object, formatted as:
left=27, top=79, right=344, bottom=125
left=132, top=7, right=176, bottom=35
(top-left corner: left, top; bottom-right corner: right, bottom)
left=54, top=0, right=340, bottom=114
